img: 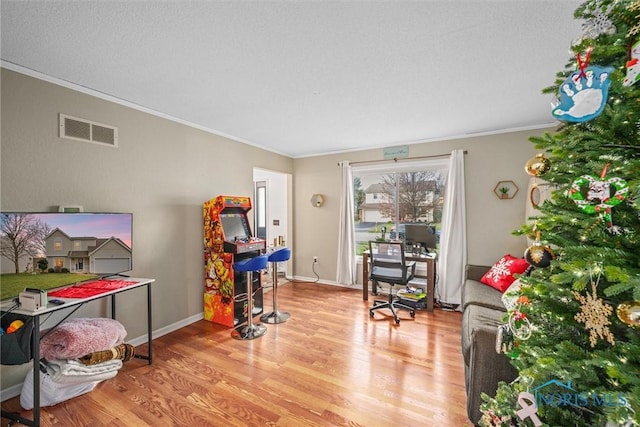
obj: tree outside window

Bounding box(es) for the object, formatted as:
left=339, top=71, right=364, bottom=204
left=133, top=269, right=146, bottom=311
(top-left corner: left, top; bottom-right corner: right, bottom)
left=352, top=161, right=447, bottom=255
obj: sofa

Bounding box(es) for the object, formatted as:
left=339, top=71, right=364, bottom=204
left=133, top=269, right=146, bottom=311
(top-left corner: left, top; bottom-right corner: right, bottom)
left=461, top=264, right=518, bottom=425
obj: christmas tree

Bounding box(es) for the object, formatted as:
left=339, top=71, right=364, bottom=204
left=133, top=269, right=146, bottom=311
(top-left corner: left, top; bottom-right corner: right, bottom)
left=480, top=1, right=640, bottom=426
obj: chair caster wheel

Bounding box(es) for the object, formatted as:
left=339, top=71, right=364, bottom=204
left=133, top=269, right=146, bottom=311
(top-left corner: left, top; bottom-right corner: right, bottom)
left=410, top=311, right=416, bottom=318
left=369, top=311, right=375, bottom=318
left=394, top=318, right=400, bottom=325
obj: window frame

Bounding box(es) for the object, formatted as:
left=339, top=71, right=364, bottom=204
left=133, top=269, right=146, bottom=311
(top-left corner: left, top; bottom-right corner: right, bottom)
left=352, top=158, right=448, bottom=257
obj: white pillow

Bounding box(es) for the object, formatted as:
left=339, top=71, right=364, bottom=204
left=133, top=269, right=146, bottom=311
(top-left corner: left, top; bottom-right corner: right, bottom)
left=501, top=279, right=523, bottom=311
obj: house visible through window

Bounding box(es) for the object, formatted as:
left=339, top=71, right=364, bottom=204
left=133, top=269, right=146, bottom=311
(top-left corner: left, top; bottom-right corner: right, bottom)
left=352, top=158, right=448, bottom=255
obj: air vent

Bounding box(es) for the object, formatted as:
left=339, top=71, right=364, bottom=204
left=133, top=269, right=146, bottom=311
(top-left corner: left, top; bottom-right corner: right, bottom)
left=59, top=114, right=118, bottom=147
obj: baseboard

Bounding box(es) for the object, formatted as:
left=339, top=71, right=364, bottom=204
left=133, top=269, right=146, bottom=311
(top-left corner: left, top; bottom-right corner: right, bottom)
left=290, top=276, right=362, bottom=290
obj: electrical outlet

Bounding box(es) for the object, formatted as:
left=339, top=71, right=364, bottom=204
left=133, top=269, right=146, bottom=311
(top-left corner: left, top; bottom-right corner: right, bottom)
left=313, top=256, right=318, bottom=263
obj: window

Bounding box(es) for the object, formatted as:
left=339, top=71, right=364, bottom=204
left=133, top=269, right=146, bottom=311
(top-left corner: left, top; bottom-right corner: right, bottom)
left=74, top=241, right=81, bottom=249
left=54, top=238, right=62, bottom=251
left=352, top=159, right=448, bottom=255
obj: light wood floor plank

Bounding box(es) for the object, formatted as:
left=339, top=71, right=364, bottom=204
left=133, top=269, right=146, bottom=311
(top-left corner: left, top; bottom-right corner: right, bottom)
left=1, top=281, right=473, bottom=426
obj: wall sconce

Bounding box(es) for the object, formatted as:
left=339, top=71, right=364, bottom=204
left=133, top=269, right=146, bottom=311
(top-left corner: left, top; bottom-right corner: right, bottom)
left=310, top=194, right=325, bottom=207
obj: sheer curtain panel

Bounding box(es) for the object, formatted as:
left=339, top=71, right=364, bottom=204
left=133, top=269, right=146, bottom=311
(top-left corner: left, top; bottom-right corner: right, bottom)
left=336, top=161, right=356, bottom=285
left=438, top=149, right=467, bottom=308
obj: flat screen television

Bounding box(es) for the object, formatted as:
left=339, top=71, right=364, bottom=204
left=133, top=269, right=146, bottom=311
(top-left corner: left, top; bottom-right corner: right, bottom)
left=0, top=212, right=133, bottom=300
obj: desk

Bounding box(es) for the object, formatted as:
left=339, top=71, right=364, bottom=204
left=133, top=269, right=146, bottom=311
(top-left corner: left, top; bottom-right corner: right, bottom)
left=362, top=251, right=436, bottom=312
left=0, top=277, right=155, bottom=427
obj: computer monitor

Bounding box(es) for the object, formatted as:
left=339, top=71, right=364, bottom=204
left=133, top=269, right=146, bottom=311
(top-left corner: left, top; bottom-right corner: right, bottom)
left=404, top=224, right=436, bottom=252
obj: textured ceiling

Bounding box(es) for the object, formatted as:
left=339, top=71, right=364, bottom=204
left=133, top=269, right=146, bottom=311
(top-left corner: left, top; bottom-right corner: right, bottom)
left=1, top=1, right=584, bottom=158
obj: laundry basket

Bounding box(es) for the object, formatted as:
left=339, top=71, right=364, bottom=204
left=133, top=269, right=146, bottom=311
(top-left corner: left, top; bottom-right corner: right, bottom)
left=1, top=311, right=34, bottom=365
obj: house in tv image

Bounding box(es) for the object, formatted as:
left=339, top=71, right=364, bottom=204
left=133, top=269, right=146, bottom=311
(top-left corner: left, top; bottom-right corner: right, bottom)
left=45, top=228, right=132, bottom=274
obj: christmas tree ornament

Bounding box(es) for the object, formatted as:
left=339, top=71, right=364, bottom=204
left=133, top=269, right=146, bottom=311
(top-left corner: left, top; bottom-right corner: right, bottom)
left=515, top=391, right=542, bottom=427
left=628, top=1, right=640, bottom=37
left=495, top=324, right=514, bottom=354
left=508, top=309, right=532, bottom=341
left=616, top=300, right=640, bottom=327
left=552, top=48, right=614, bottom=122
left=524, top=230, right=555, bottom=268
left=525, top=153, right=551, bottom=177
left=622, top=39, right=640, bottom=87
left=581, top=1, right=616, bottom=39
left=570, top=163, right=628, bottom=231
left=574, top=269, right=615, bottom=347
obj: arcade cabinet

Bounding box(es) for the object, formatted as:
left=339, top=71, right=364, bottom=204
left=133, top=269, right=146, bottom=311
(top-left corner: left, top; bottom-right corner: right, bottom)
left=203, top=195, right=266, bottom=327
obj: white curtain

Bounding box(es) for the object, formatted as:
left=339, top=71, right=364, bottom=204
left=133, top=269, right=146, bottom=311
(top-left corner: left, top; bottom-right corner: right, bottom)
left=438, top=149, right=467, bottom=308
left=336, top=160, right=356, bottom=285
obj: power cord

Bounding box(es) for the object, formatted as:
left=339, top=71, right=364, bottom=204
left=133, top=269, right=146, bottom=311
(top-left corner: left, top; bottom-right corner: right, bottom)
left=0, top=300, right=21, bottom=320
left=311, top=260, right=320, bottom=283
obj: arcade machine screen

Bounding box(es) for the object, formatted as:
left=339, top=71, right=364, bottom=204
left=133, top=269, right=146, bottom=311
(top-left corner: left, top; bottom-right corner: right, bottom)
left=220, top=211, right=250, bottom=241
left=219, top=208, right=265, bottom=254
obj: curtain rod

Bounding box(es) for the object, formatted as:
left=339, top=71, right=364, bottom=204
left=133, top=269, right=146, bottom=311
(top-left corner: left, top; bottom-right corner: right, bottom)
left=339, top=150, right=467, bottom=166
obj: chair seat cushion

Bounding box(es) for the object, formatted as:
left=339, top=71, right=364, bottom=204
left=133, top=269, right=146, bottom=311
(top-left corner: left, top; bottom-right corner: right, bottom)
left=371, top=266, right=410, bottom=284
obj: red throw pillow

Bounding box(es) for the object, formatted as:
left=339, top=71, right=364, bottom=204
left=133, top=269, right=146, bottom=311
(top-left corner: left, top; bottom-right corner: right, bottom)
left=480, top=255, right=530, bottom=292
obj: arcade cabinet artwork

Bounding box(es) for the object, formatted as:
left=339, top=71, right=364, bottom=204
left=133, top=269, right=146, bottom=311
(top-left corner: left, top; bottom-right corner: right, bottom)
left=203, top=195, right=266, bottom=327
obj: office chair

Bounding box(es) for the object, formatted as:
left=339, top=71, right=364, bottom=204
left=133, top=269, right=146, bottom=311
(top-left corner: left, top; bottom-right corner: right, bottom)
left=368, top=241, right=417, bottom=324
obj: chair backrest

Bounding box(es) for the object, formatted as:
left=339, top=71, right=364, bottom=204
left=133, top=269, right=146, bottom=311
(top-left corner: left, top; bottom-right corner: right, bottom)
left=368, top=241, right=415, bottom=285
left=369, top=240, right=406, bottom=266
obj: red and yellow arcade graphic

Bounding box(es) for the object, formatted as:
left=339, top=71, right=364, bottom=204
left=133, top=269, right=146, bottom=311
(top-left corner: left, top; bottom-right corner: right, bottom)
left=203, top=195, right=265, bottom=327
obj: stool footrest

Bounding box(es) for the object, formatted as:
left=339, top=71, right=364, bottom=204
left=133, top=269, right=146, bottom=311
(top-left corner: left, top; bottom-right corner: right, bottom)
left=231, top=323, right=267, bottom=340
left=260, top=311, right=290, bottom=324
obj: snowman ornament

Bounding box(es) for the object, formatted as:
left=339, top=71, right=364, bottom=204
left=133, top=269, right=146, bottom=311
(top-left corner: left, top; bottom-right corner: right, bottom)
left=623, top=40, right=640, bottom=87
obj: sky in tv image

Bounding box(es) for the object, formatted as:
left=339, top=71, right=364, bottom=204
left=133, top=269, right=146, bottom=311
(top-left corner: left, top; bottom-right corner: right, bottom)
left=33, top=213, right=132, bottom=248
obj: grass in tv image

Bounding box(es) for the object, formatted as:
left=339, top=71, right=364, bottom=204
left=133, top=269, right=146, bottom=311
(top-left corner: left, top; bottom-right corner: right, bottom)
left=1, top=212, right=132, bottom=300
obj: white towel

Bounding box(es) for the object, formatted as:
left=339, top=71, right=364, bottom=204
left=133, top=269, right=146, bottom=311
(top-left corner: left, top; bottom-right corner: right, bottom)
left=44, top=358, right=122, bottom=384
left=20, top=369, right=99, bottom=410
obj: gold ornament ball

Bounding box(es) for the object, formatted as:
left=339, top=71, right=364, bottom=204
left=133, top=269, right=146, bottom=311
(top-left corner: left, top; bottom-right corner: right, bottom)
left=525, top=154, right=551, bottom=177
left=617, top=300, right=640, bottom=327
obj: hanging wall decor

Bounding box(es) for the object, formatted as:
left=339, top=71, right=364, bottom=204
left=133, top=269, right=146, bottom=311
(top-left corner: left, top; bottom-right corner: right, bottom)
left=494, top=181, right=519, bottom=200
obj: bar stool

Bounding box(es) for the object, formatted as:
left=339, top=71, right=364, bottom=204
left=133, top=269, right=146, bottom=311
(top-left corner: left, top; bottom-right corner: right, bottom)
left=260, top=247, right=291, bottom=324
left=231, top=254, right=268, bottom=340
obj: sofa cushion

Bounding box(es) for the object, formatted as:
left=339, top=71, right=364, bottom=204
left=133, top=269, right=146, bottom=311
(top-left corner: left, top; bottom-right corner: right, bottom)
left=461, top=303, right=506, bottom=366
left=462, top=279, right=506, bottom=312
left=480, top=254, right=530, bottom=292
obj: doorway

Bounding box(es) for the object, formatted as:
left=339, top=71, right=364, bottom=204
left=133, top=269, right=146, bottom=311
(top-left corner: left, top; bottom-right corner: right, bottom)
left=253, top=167, right=291, bottom=279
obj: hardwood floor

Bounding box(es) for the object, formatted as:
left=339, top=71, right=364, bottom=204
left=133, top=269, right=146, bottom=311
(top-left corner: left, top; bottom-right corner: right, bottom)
left=1, top=281, right=473, bottom=426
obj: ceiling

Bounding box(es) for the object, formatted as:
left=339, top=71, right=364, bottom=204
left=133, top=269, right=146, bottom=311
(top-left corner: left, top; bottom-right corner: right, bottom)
left=1, top=1, right=584, bottom=158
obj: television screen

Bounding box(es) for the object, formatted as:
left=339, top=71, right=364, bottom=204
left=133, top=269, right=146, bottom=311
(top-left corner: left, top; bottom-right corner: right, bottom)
left=0, top=212, right=133, bottom=300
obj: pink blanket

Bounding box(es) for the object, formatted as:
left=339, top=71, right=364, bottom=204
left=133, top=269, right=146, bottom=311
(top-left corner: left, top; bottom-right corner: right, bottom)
left=40, top=318, right=127, bottom=360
